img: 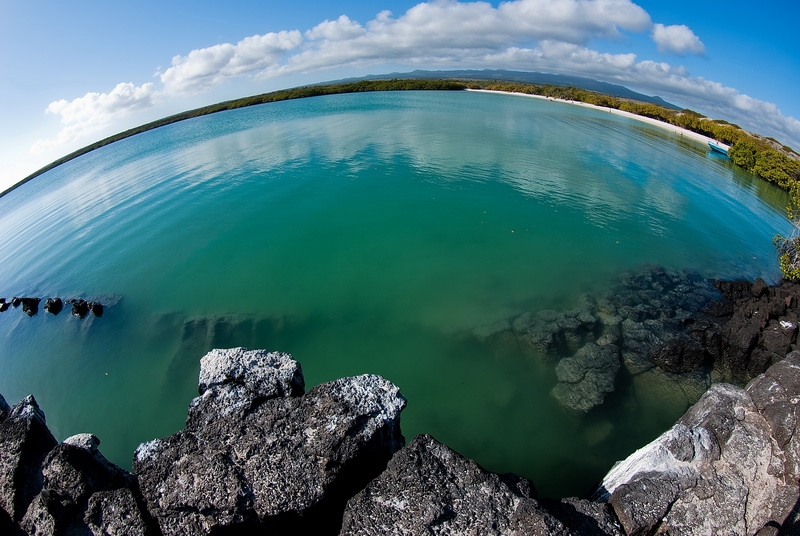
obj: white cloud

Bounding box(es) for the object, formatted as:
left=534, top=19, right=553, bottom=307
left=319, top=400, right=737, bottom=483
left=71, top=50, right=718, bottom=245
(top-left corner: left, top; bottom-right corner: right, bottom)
left=32, top=0, right=800, bottom=156
left=33, top=82, right=157, bottom=153
left=295, top=0, right=650, bottom=66
left=651, top=23, right=705, bottom=55
left=306, top=15, right=366, bottom=41
left=160, top=30, right=303, bottom=94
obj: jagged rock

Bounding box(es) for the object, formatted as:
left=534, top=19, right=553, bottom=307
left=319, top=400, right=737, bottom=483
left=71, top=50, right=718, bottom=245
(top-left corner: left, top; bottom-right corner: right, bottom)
left=650, top=333, right=706, bottom=373
left=540, top=497, right=624, bottom=536
left=752, top=277, right=769, bottom=298
left=711, top=279, right=800, bottom=384
left=0, top=395, right=57, bottom=523
left=19, top=433, right=152, bottom=536
left=196, top=347, right=303, bottom=398
left=43, top=297, right=63, bottom=315
left=188, top=348, right=304, bottom=425
left=20, top=298, right=40, bottom=317
left=746, top=352, right=800, bottom=476
left=340, top=434, right=572, bottom=535
left=551, top=343, right=621, bottom=413
left=84, top=487, right=151, bottom=536
left=134, top=347, right=406, bottom=535
left=596, top=352, right=800, bottom=535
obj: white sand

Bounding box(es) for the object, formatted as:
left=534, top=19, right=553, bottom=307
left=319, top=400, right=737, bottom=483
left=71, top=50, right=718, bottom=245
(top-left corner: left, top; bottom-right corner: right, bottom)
left=467, top=89, right=721, bottom=149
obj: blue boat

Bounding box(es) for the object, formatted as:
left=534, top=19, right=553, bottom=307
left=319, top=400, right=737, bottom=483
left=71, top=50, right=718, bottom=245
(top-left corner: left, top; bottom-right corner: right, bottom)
left=708, top=140, right=730, bottom=156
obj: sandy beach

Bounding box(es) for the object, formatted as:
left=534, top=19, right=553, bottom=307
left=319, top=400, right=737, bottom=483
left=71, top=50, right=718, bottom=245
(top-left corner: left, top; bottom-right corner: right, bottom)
left=467, top=88, right=721, bottom=150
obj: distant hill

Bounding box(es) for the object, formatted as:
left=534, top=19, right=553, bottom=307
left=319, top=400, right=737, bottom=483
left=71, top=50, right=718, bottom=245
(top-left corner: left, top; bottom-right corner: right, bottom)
left=327, top=69, right=681, bottom=110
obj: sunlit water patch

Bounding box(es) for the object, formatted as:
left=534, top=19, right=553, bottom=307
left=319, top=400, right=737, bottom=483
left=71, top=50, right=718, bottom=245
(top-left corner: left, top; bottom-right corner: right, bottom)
left=0, top=91, right=790, bottom=497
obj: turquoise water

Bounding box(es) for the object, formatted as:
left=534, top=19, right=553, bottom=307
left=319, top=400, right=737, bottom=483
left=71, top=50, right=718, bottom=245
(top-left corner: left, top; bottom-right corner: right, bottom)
left=0, top=90, right=790, bottom=497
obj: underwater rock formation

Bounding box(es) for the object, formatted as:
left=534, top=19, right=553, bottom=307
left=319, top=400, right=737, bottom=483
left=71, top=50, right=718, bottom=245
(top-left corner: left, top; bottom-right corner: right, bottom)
left=471, top=268, right=800, bottom=416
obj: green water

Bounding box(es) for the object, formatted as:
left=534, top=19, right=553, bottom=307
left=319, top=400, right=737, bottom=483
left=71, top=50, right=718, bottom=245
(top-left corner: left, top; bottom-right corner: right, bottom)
left=0, top=91, right=790, bottom=497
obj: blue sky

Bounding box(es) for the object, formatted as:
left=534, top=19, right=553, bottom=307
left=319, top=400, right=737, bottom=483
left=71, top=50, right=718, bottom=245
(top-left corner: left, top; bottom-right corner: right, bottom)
left=1, top=0, right=798, bottom=192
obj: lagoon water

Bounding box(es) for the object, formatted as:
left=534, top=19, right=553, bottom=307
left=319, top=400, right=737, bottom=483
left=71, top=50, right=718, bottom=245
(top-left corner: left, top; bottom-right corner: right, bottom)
left=0, top=90, right=791, bottom=497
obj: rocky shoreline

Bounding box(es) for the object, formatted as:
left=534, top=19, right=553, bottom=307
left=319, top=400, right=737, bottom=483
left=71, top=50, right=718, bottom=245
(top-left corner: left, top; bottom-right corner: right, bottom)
left=2, top=275, right=800, bottom=535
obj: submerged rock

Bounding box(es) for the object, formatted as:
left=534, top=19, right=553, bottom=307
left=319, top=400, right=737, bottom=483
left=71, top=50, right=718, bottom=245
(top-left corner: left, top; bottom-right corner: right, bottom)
left=551, top=343, right=621, bottom=414
left=134, top=347, right=406, bottom=535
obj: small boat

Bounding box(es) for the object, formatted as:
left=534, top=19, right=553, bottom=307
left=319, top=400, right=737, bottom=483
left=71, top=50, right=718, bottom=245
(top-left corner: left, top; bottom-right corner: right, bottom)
left=708, top=140, right=730, bottom=156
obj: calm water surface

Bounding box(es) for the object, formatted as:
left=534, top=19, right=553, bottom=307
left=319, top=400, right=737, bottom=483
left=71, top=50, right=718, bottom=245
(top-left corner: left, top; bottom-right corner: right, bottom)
left=0, top=91, right=790, bottom=497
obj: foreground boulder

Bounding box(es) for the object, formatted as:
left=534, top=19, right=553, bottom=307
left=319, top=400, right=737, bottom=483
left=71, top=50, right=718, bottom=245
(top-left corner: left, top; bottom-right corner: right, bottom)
left=0, top=395, right=57, bottom=525
left=133, top=348, right=406, bottom=535
left=340, top=434, right=593, bottom=535
left=19, top=434, right=154, bottom=536
left=596, top=350, right=800, bottom=535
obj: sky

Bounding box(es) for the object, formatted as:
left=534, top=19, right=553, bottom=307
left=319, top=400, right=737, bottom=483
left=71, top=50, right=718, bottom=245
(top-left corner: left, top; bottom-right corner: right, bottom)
left=1, top=0, right=798, bottom=193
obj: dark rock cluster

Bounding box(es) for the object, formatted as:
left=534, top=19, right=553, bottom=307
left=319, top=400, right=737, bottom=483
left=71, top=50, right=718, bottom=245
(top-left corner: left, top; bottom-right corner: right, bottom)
left=0, top=297, right=105, bottom=318
left=2, top=275, right=800, bottom=535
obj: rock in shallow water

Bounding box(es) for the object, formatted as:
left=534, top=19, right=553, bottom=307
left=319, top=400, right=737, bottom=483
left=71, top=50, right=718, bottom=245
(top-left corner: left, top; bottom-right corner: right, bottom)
left=134, top=347, right=407, bottom=535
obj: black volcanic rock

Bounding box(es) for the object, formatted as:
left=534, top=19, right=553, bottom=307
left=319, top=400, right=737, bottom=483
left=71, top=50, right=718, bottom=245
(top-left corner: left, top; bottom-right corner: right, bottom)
left=89, top=301, right=104, bottom=317
left=340, top=434, right=574, bottom=535
left=133, top=348, right=406, bottom=535
left=43, top=298, right=63, bottom=316
left=70, top=299, right=89, bottom=319
left=596, top=351, right=800, bottom=535
left=20, top=298, right=40, bottom=317
left=19, top=433, right=153, bottom=536
left=0, top=395, right=57, bottom=523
